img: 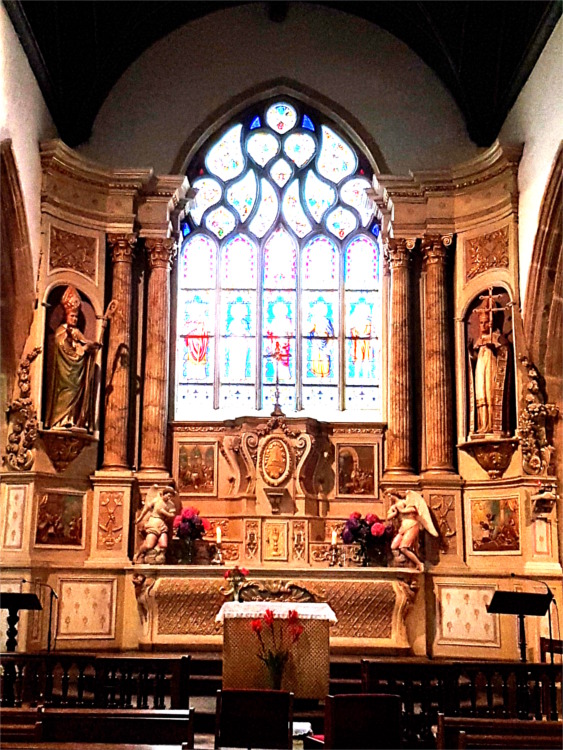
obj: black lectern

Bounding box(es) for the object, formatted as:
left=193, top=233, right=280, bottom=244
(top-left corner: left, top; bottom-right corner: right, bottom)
left=0, top=592, right=42, bottom=652
left=487, top=590, right=552, bottom=662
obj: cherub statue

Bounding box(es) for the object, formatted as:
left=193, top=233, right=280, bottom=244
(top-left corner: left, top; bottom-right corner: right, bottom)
left=134, top=485, right=177, bottom=564
left=386, top=490, right=439, bottom=572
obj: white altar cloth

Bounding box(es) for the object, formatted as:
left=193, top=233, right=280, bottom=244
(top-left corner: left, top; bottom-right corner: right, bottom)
left=217, top=601, right=337, bottom=698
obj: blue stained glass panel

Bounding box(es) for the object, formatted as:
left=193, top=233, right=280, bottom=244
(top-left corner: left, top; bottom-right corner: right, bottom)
left=302, top=236, right=338, bottom=290
left=263, top=385, right=296, bottom=412
left=302, top=292, right=338, bottom=336
left=340, top=177, right=374, bottom=226
left=345, top=236, right=379, bottom=289
left=205, top=206, right=236, bottom=239
left=190, top=177, right=222, bottom=225
left=282, top=179, right=312, bottom=238
left=264, top=226, right=297, bottom=289
left=302, top=336, right=337, bottom=382
left=181, top=223, right=190, bottom=237
left=180, top=235, right=217, bottom=289
left=226, top=169, right=257, bottom=223
left=345, top=337, right=378, bottom=383
left=247, top=132, right=280, bottom=167
left=283, top=132, right=316, bottom=168
left=371, top=222, right=381, bottom=237
left=220, top=291, right=256, bottom=336
left=302, top=385, right=338, bottom=410
left=262, top=338, right=296, bottom=384
left=326, top=205, right=357, bottom=240
left=302, top=114, right=315, bottom=131
left=317, top=125, right=357, bottom=184
left=345, top=385, right=381, bottom=412
left=248, top=179, right=278, bottom=238
left=304, top=170, right=336, bottom=223
left=175, top=384, right=214, bottom=419
left=266, top=102, right=297, bottom=134
left=220, top=385, right=256, bottom=408
left=221, top=235, right=257, bottom=288
left=262, top=291, right=296, bottom=337
left=249, top=116, right=261, bottom=130
left=220, top=336, right=255, bottom=382
left=205, top=124, right=244, bottom=182
left=177, top=317, right=214, bottom=383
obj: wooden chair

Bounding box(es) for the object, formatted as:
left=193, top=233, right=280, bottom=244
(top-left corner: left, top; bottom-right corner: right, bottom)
left=37, top=706, right=195, bottom=748
left=214, top=688, right=294, bottom=749
left=540, top=637, right=563, bottom=663
left=302, top=693, right=402, bottom=749
left=436, top=713, right=562, bottom=750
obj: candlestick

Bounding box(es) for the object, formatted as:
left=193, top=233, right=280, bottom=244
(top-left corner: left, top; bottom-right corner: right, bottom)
left=331, top=529, right=337, bottom=546
left=216, top=526, right=222, bottom=544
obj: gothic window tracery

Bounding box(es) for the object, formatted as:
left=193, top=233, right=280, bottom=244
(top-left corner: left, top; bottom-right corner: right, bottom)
left=175, top=100, right=383, bottom=419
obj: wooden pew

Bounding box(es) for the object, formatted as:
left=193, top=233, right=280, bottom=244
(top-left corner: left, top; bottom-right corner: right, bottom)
left=457, top=730, right=562, bottom=749
left=436, top=713, right=562, bottom=750
left=37, top=706, right=195, bottom=748
left=0, top=707, right=41, bottom=743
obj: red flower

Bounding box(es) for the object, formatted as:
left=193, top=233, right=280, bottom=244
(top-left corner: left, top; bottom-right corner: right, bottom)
left=350, top=511, right=362, bottom=520
left=224, top=570, right=231, bottom=579
left=202, top=517, right=211, bottom=531
left=182, top=506, right=198, bottom=520
left=240, top=568, right=249, bottom=577
left=290, top=624, right=304, bottom=643
left=287, top=609, right=299, bottom=625
left=251, top=619, right=263, bottom=634
left=371, top=522, right=386, bottom=537
left=264, top=609, right=275, bottom=628
left=365, top=513, right=378, bottom=526
left=173, top=515, right=181, bottom=529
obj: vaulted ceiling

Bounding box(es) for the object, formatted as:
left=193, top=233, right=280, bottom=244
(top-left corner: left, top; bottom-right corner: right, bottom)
left=5, top=1, right=561, bottom=150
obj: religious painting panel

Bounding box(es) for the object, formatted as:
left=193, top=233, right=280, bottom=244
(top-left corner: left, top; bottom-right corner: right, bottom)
left=336, top=444, right=377, bottom=498
left=34, top=490, right=85, bottom=548
left=436, top=583, right=500, bottom=647
left=468, top=495, right=520, bottom=554
left=263, top=520, right=289, bottom=561
left=175, top=441, right=218, bottom=496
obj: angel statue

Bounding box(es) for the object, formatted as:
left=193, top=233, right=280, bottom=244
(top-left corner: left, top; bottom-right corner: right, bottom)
left=134, top=485, right=177, bottom=564
left=386, top=490, right=439, bottom=572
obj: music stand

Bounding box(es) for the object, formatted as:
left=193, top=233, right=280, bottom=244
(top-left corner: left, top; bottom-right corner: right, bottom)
left=487, top=590, right=552, bottom=662
left=0, top=592, right=42, bottom=652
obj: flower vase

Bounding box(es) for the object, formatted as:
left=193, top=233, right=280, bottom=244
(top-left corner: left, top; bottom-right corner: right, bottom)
left=180, top=538, right=194, bottom=564
left=266, top=662, right=285, bottom=690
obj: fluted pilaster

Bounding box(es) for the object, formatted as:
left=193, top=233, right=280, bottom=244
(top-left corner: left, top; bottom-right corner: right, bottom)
left=422, top=235, right=454, bottom=472
left=386, top=238, right=414, bottom=473
left=103, top=234, right=136, bottom=469
left=140, top=237, right=176, bottom=471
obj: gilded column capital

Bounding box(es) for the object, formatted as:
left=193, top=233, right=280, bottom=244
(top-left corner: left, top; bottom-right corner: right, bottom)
left=108, top=233, right=137, bottom=264
left=385, top=238, right=414, bottom=269
left=421, top=234, right=452, bottom=266
left=145, top=237, right=176, bottom=269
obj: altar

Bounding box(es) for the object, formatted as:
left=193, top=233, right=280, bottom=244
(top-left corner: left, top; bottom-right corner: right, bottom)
left=216, top=601, right=337, bottom=699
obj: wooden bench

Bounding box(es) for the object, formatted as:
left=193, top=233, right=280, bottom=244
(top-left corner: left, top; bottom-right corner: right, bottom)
left=457, top=730, right=562, bottom=749
left=37, top=706, right=195, bottom=748
left=436, top=713, right=562, bottom=750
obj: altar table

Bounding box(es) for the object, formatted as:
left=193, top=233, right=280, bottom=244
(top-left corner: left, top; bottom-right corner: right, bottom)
left=216, top=602, right=337, bottom=699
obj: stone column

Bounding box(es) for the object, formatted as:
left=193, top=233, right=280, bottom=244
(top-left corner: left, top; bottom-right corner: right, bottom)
left=140, top=237, right=176, bottom=472
left=386, top=238, right=414, bottom=473
left=103, top=234, right=136, bottom=469
left=422, top=235, right=455, bottom=473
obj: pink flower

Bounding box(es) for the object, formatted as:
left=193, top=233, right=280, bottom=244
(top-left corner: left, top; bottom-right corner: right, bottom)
left=371, top=522, right=386, bottom=537
left=182, top=506, right=197, bottom=520
left=365, top=513, right=378, bottom=526
left=251, top=619, right=263, bottom=634
left=350, top=511, right=362, bottom=520
left=173, top=515, right=181, bottom=529
left=264, top=609, right=275, bottom=628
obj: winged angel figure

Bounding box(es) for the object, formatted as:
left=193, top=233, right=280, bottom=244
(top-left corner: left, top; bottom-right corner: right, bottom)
left=386, top=490, right=438, bottom=571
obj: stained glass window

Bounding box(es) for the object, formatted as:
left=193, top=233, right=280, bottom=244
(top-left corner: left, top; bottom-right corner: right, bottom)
left=175, top=99, right=383, bottom=419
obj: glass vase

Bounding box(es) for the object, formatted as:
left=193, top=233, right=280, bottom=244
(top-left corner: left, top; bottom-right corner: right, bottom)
left=266, top=662, right=285, bottom=690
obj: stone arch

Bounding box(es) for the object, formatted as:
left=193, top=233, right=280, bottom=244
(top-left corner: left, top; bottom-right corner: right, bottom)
left=171, top=77, right=389, bottom=176
left=0, top=141, right=36, bottom=407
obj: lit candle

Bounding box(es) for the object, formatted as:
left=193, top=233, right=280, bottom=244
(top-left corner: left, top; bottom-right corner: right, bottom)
left=216, top=526, right=222, bottom=544
left=331, top=529, right=337, bottom=546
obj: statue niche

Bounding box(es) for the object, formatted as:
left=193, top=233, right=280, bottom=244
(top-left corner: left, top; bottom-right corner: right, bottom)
left=466, top=287, right=515, bottom=438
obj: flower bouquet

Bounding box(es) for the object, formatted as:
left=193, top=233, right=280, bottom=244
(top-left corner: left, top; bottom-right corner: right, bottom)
left=251, top=608, right=304, bottom=690
left=222, top=566, right=249, bottom=602
left=342, top=511, right=393, bottom=566
left=170, top=506, right=210, bottom=564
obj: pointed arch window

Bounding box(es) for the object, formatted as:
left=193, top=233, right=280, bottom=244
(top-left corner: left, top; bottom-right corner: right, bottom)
left=175, top=99, right=383, bottom=419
